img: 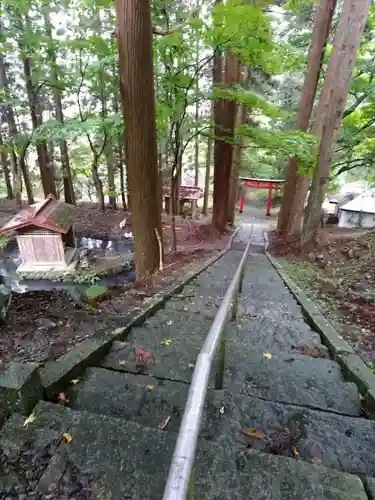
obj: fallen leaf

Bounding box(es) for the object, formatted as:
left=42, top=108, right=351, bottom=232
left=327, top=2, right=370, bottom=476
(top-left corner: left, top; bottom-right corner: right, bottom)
left=167, top=320, right=173, bottom=326
left=23, top=412, right=36, bottom=428
left=292, top=445, right=299, bottom=457
left=70, top=379, right=80, bottom=385
left=146, top=384, right=154, bottom=391
left=161, top=338, right=173, bottom=346
left=220, top=406, right=225, bottom=414
left=299, top=346, right=325, bottom=358
left=63, top=433, right=73, bottom=444
left=119, top=360, right=127, bottom=367
left=263, top=352, right=272, bottom=360
left=135, top=347, right=153, bottom=368
left=58, top=392, right=70, bottom=405
left=241, top=428, right=266, bottom=440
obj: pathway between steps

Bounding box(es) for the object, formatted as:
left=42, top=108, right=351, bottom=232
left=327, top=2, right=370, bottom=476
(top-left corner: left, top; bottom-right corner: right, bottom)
left=1, top=223, right=375, bottom=499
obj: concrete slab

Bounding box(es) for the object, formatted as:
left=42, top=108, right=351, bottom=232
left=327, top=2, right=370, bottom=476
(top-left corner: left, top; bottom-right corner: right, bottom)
left=198, top=449, right=367, bottom=500
left=0, top=401, right=76, bottom=498
left=0, top=362, right=43, bottom=415
left=8, top=402, right=364, bottom=500
left=40, top=336, right=113, bottom=399
left=202, top=391, right=375, bottom=477
left=229, top=315, right=325, bottom=354
left=101, top=311, right=214, bottom=383
left=70, top=367, right=188, bottom=432
left=224, top=348, right=361, bottom=416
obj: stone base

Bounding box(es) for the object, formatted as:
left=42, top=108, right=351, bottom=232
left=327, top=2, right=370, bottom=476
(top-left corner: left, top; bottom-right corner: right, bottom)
left=0, top=362, right=43, bottom=415
left=16, top=247, right=79, bottom=274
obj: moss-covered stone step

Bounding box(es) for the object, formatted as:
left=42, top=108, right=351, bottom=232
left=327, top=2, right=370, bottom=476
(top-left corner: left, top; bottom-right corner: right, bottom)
left=72, top=350, right=361, bottom=438
left=202, top=391, right=375, bottom=478
left=100, top=310, right=214, bottom=383
left=70, top=367, right=188, bottom=432
left=224, top=348, right=361, bottom=416
left=0, top=401, right=368, bottom=499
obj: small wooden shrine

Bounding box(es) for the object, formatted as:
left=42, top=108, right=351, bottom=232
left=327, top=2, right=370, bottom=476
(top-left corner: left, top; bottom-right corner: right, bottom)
left=162, top=185, right=200, bottom=214
left=0, top=195, right=78, bottom=273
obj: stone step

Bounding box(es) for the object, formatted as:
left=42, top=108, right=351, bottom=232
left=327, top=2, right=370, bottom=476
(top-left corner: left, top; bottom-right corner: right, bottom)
left=202, top=391, right=375, bottom=478
left=76, top=353, right=359, bottom=418
left=0, top=400, right=368, bottom=499
left=228, top=315, right=326, bottom=355
left=79, top=352, right=360, bottom=437
left=224, top=348, right=361, bottom=416
left=70, top=367, right=188, bottom=432
left=100, top=310, right=214, bottom=384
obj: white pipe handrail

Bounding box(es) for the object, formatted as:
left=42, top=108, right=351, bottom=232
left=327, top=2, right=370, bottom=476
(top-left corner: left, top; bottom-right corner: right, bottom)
left=162, top=230, right=253, bottom=500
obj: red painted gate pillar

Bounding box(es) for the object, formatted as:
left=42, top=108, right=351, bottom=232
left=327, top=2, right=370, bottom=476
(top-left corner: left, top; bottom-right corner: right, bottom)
left=266, top=186, right=272, bottom=216
left=239, top=194, right=245, bottom=213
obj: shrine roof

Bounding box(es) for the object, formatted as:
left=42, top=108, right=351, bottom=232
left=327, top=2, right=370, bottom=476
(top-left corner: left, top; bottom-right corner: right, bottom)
left=0, top=195, right=78, bottom=235
left=239, top=177, right=284, bottom=184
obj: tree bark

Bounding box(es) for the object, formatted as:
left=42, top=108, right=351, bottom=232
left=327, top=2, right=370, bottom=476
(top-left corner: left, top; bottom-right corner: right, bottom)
left=302, top=0, right=371, bottom=246
left=193, top=33, right=200, bottom=214
left=23, top=56, right=56, bottom=198
left=19, top=149, right=34, bottom=204
left=91, top=158, right=105, bottom=211
left=212, top=53, right=239, bottom=232
left=228, top=65, right=247, bottom=225
left=42, top=4, right=75, bottom=205
left=99, top=74, right=117, bottom=210
left=119, top=146, right=127, bottom=211
left=116, top=0, right=163, bottom=279
left=105, top=143, right=118, bottom=209
left=0, top=137, right=13, bottom=199
left=277, top=0, right=337, bottom=236
left=202, top=133, right=213, bottom=216
left=0, top=50, right=25, bottom=205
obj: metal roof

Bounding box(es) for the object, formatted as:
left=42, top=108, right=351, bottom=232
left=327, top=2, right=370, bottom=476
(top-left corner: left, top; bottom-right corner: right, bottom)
left=341, top=188, right=375, bottom=214
left=0, top=195, right=78, bottom=235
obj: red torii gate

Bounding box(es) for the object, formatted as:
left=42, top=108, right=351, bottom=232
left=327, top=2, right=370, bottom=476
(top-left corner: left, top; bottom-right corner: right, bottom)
left=239, top=177, right=284, bottom=216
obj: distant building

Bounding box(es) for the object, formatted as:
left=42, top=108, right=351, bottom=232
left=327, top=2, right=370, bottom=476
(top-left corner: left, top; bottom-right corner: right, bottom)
left=0, top=195, right=78, bottom=273
left=338, top=188, right=375, bottom=229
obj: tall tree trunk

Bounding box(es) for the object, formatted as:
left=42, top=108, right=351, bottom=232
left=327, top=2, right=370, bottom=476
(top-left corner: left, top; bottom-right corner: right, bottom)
left=0, top=137, right=13, bottom=199
left=91, top=158, right=105, bottom=211
left=99, top=74, right=117, bottom=210
left=302, top=0, right=371, bottom=246
left=105, top=144, right=117, bottom=209
left=113, top=97, right=128, bottom=211
left=23, top=56, right=56, bottom=198
left=42, top=4, right=75, bottom=205
left=116, top=0, right=163, bottom=279
left=0, top=50, right=27, bottom=205
left=19, top=149, right=34, bottom=204
left=277, top=0, right=337, bottom=236
left=228, top=64, right=247, bottom=225
left=202, top=133, right=213, bottom=216
left=212, top=53, right=239, bottom=232
left=193, top=33, right=200, bottom=214
left=119, top=148, right=127, bottom=211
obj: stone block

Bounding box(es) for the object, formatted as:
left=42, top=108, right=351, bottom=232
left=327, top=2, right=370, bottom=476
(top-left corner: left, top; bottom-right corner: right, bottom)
left=366, top=478, right=375, bottom=500
left=0, top=362, right=43, bottom=415
left=337, top=353, right=375, bottom=395
left=40, top=337, right=113, bottom=399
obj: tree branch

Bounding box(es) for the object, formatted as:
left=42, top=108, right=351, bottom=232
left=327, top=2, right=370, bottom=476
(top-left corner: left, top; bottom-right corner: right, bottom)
left=153, top=7, right=199, bottom=36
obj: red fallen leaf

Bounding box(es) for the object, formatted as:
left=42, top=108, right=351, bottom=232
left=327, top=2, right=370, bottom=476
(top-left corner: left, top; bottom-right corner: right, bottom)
left=135, top=347, right=152, bottom=368
left=57, top=392, right=70, bottom=405
left=241, top=428, right=266, bottom=440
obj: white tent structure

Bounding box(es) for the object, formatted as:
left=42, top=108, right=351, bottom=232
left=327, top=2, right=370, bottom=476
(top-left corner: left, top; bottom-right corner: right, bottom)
left=338, top=188, right=375, bottom=228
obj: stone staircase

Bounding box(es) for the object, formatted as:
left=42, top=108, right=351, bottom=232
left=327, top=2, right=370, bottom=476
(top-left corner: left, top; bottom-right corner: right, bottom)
left=1, top=241, right=375, bottom=499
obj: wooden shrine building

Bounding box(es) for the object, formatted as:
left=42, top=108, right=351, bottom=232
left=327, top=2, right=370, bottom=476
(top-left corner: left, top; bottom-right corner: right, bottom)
left=0, top=195, right=78, bottom=273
